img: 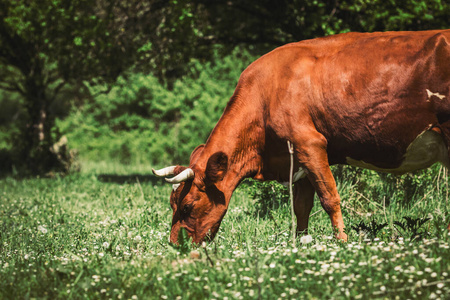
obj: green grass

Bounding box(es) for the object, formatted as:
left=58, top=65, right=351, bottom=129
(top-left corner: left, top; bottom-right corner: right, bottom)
left=1, top=162, right=449, bottom=299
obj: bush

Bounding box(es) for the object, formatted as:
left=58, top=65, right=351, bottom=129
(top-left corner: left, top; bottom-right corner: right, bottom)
left=242, top=179, right=290, bottom=217
left=59, top=49, right=255, bottom=167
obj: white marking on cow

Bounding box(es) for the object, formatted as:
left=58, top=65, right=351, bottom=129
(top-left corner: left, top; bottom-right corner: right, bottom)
left=426, top=89, right=446, bottom=101
left=172, top=183, right=180, bottom=191
left=346, top=129, right=449, bottom=175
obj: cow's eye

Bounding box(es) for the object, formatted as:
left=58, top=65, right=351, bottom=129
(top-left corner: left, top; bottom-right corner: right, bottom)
left=182, top=204, right=192, bottom=215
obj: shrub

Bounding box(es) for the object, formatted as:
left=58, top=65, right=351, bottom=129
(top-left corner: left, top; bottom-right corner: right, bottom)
left=59, top=49, right=255, bottom=167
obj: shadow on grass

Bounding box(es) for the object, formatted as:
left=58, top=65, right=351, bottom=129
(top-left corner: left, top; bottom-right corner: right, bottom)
left=97, top=174, right=166, bottom=185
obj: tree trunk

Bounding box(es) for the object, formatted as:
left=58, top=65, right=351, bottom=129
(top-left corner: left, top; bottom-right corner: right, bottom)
left=15, top=75, right=63, bottom=175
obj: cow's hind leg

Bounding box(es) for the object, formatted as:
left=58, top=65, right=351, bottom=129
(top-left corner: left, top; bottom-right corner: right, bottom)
left=293, top=177, right=315, bottom=235
left=291, top=129, right=348, bottom=241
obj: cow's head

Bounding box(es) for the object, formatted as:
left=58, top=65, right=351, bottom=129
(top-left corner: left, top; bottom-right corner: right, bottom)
left=153, top=145, right=229, bottom=244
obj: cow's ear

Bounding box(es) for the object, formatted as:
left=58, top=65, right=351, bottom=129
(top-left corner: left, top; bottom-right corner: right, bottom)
left=205, top=152, right=228, bottom=184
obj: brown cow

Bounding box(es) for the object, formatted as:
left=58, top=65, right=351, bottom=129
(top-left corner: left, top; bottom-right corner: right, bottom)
left=153, top=30, right=450, bottom=244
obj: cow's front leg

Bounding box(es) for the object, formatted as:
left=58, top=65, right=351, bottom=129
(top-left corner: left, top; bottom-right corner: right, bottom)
left=293, top=177, right=315, bottom=235
left=291, top=129, right=348, bottom=241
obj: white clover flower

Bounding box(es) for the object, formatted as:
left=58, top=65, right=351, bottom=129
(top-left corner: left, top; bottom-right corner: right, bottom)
left=316, top=244, right=326, bottom=251
left=38, top=225, right=48, bottom=234
left=134, top=235, right=142, bottom=242
left=102, top=242, right=110, bottom=248
left=300, top=235, right=313, bottom=244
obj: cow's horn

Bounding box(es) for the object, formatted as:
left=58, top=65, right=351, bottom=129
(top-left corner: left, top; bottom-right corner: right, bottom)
left=152, top=166, right=177, bottom=177
left=165, top=168, right=195, bottom=184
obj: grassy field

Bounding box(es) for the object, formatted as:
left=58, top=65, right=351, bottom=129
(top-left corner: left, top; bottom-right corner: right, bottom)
left=1, top=161, right=449, bottom=299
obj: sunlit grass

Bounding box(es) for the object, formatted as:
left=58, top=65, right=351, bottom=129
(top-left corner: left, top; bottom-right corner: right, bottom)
left=1, top=162, right=449, bottom=299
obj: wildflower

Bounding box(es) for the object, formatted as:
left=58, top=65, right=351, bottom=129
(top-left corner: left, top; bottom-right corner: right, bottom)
left=300, top=235, right=313, bottom=244
left=38, top=225, right=48, bottom=234
left=134, top=235, right=142, bottom=242
left=103, top=242, right=110, bottom=248
left=316, top=244, right=326, bottom=251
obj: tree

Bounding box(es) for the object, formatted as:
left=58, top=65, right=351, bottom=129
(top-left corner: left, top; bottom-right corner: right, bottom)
left=198, top=0, right=449, bottom=51
left=0, top=0, right=213, bottom=174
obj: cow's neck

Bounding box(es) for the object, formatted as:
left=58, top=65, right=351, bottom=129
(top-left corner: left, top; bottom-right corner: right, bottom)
left=195, top=102, right=264, bottom=201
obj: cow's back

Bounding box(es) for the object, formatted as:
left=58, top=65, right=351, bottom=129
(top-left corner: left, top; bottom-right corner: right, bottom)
left=244, top=30, right=450, bottom=170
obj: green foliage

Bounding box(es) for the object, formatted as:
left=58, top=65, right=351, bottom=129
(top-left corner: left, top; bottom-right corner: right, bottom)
left=351, top=219, right=388, bottom=240
left=170, top=227, right=192, bottom=255
left=332, top=164, right=448, bottom=206
left=59, top=49, right=255, bottom=166
left=244, top=180, right=290, bottom=217
left=394, top=216, right=431, bottom=240
left=195, top=0, right=450, bottom=50
left=0, top=0, right=217, bottom=174
left=330, top=0, right=450, bottom=33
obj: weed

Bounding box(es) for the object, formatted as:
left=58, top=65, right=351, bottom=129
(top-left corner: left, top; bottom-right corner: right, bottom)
left=351, top=219, right=388, bottom=240
left=394, top=216, right=431, bottom=241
